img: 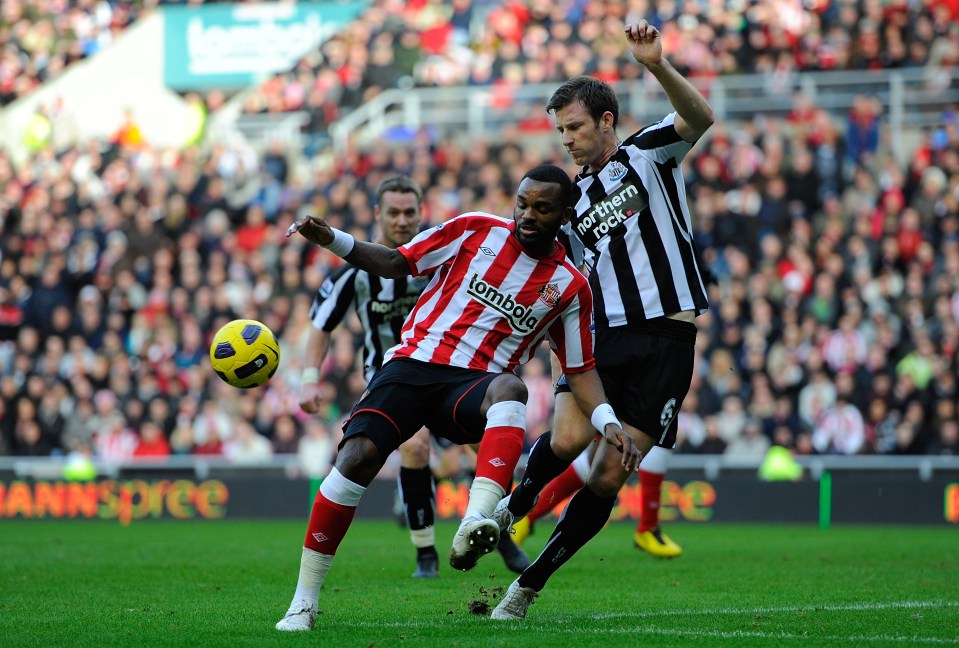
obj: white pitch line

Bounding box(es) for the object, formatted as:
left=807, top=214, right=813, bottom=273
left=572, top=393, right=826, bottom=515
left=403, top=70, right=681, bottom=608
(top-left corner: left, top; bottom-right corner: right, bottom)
left=342, top=600, right=959, bottom=644
left=590, top=599, right=959, bottom=620
left=574, top=626, right=959, bottom=645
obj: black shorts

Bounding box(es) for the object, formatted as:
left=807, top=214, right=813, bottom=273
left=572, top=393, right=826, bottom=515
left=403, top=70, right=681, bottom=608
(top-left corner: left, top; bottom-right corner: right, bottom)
left=342, top=357, right=500, bottom=459
left=556, top=318, right=696, bottom=449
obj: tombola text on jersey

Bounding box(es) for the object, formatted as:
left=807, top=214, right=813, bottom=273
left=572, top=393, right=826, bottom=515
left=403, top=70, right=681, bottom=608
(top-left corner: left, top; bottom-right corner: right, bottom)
left=466, top=273, right=541, bottom=334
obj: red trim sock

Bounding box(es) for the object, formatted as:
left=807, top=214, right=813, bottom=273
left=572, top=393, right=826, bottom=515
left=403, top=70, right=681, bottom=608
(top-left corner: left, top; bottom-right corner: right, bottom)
left=637, top=469, right=664, bottom=534
left=303, top=490, right=357, bottom=554
left=527, top=464, right=585, bottom=523
left=475, top=424, right=525, bottom=492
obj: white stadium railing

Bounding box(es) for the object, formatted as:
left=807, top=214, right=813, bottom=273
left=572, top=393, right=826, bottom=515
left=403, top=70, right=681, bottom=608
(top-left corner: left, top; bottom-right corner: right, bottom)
left=323, top=67, right=959, bottom=164
left=2, top=453, right=956, bottom=482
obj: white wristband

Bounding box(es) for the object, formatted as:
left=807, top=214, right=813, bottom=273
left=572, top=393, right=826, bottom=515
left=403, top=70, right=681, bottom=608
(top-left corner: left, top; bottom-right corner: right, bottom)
left=301, top=367, right=320, bottom=385
left=590, top=403, right=621, bottom=433
left=323, top=228, right=355, bottom=256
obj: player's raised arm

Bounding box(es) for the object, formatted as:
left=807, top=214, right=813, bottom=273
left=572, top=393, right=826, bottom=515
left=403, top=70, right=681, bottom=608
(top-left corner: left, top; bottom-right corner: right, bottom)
left=625, top=20, right=713, bottom=142
left=286, top=215, right=410, bottom=278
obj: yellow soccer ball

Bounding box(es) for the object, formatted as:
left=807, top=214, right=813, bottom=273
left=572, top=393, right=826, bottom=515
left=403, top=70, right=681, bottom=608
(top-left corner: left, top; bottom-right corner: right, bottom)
left=209, top=319, right=280, bottom=389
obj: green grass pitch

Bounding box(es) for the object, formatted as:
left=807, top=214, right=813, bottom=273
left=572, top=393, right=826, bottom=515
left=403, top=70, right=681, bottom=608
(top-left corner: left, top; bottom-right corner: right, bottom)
left=2, top=519, right=957, bottom=647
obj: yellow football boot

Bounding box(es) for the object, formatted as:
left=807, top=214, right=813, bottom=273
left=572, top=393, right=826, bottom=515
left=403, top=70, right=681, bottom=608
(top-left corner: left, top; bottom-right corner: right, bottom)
left=633, top=527, right=682, bottom=558
left=511, top=516, right=532, bottom=546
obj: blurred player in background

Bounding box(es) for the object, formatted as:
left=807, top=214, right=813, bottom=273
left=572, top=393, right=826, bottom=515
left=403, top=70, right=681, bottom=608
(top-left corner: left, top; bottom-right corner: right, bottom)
left=276, top=164, right=639, bottom=631
left=492, top=20, right=714, bottom=619
left=298, top=175, right=529, bottom=579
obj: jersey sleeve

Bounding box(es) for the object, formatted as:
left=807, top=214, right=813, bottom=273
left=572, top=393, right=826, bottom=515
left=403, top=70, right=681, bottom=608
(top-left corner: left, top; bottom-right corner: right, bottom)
left=625, top=112, right=694, bottom=164
left=309, top=265, right=358, bottom=332
left=397, top=213, right=488, bottom=277
left=546, top=277, right=595, bottom=374
left=557, top=224, right=585, bottom=269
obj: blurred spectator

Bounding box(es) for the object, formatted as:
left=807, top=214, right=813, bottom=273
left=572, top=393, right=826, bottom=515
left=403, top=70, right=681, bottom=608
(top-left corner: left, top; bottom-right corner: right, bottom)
left=94, top=413, right=138, bottom=465
left=271, top=414, right=301, bottom=455
left=845, top=96, right=882, bottom=165
left=697, top=416, right=728, bottom=455
left=297, top=419, right=335, bottom=478
left=223, top=420, right=273, bottom=464
left=798, top=370, right=838, bottom=430
left=813, top=394, right=866, bottom=455
left=675, top=392, right=707, bottom=453
left=133, top=420, right=171, bottom=459
left=192, top=400, right=233, bottom=447
left=725, top=418, right=771, bottom=459
left=927, top=421, right=959, bottom=455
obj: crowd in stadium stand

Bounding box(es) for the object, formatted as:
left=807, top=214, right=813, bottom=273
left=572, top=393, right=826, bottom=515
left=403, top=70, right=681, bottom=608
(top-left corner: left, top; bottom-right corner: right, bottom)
left=242, top=0, right=959, bottom=130
left=4, top=0, right=959, bottom=112
left=1, top=0, right=959, bottom=468
left=0, top=0, right=154, bottom=106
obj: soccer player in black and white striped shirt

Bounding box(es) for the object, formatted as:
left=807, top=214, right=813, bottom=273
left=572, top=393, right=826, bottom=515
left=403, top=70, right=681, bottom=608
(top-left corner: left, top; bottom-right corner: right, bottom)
left=298, top=175, right=529, bottom=581
left=492, top=20, right=715, bottom=619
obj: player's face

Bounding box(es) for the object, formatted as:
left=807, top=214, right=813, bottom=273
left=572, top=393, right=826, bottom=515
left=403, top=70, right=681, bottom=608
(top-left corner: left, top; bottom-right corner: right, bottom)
left=513, top=178, right=572, bottom=254
left=377, top=191, right=420, bottom=248
left=553, top=100, right=610, bottom=169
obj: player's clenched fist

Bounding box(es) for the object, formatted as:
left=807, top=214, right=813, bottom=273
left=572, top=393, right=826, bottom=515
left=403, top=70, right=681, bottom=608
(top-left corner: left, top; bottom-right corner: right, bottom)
left=624, top=20, right=663, bottom=66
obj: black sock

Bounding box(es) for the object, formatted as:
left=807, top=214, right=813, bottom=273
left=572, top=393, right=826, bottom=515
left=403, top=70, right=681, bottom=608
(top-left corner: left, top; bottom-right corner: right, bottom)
left=518, top=485, right=617, bottom=592
left=417, top=546, right=438, bottom=559
left=508, top=431, right=570, bottom=517
left=398, top=466, right=435, bottom=532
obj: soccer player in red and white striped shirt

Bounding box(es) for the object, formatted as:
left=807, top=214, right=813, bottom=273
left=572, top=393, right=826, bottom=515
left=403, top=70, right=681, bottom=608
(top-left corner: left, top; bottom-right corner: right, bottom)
left=274, top=164, right=641, bottom=632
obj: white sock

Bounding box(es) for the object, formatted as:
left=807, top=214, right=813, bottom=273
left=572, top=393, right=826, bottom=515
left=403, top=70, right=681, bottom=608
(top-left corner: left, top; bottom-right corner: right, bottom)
left=463, top=476, right=505, bottom=522
left=572, top=449, right=591, bottom=481
left=290, top=547, right=333, bottom=609
left=410, top=526, right=435, bottom=548
left=641, top=445, right=672, bottom=474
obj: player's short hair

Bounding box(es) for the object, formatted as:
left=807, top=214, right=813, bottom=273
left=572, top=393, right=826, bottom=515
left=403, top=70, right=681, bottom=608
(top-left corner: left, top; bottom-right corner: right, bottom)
left=375, top=175, right=423, bottom=206
left=546, top=75, right=620, bottom=129
left=522, top=164, right=574, bottom=208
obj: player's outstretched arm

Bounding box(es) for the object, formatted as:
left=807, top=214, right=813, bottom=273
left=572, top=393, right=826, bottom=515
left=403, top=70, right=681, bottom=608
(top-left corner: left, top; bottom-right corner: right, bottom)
left=625, top=20, right=713, bottom=142
left=564, top=369, right=642, bottom=473
left=299, top=327, right=331, bottom=414
left=286, top=215, right=410, bottom=278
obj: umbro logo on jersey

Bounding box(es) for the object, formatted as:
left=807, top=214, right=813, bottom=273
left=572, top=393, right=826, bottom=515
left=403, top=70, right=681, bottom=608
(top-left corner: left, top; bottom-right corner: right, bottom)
left=312, top=532, right=329, bottom=543
left=480, top=246, right=495, bottom=256
left=466, top=273, right=540, bottom=334
left=488, top=458, right=506, bottom=467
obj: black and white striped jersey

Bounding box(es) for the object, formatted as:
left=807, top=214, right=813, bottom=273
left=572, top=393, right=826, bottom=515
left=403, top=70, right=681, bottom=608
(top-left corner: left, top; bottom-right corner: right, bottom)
left=310, top=266, right=430, bottom=380
left=565, top=111, right=709, bottom=330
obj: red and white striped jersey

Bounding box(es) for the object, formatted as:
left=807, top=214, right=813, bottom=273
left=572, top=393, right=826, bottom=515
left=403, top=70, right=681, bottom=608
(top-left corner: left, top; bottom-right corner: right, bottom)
left=386, top=212, right=595, bottom=375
